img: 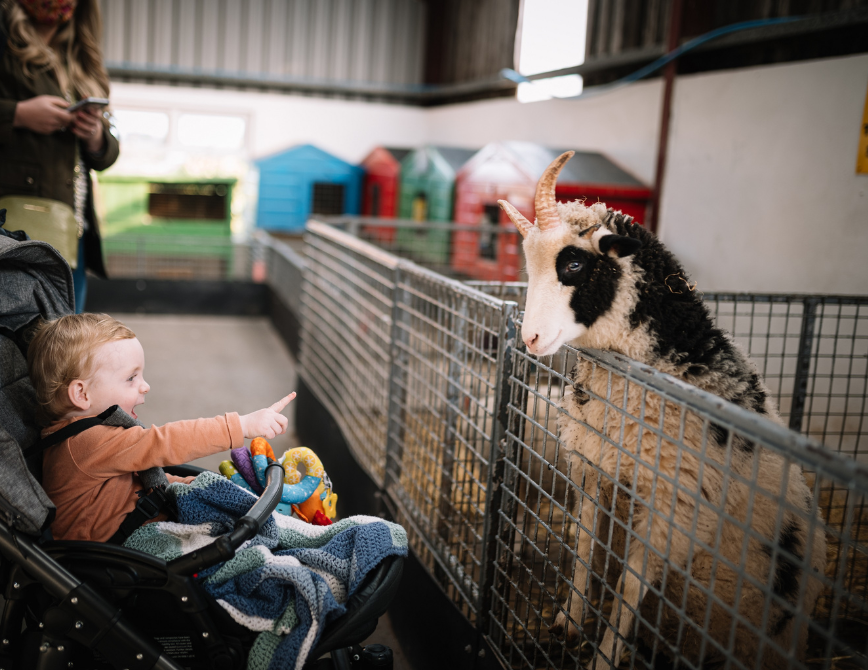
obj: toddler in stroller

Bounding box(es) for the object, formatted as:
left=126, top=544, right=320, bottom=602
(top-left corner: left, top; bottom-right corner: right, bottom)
left=28, top=311, right=295, bottom=544
left=0, top=233, right=404, bottom=669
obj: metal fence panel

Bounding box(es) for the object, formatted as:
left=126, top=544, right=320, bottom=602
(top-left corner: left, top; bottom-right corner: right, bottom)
left=489, top=337, right=868, bottom=670
left=102, top=235, right=256, bottom=281
left=466, top=285, right=868, bottom=464
left=695, top=295, right=867, bottom=464
left=299, top=222, right=396, bottom=486
left=383, top=264, right=518, bottom=622
left=261, top=232, right=306, bottom=315
left=300, top=221, right=523, bottom=622
left=294, top=226, right=868, bottom=670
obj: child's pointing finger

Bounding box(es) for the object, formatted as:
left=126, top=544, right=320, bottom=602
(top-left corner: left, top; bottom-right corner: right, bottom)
left=271, top=392, right=296, bottom=413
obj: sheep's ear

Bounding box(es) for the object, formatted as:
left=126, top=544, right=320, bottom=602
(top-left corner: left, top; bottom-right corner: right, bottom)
left=598, top=234, right=641, bottom=258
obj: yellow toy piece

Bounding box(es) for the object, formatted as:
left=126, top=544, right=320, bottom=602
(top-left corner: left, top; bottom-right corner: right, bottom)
left=280, top=447, right=324, bottom=485
left=279, top=447, right=338, bottom=522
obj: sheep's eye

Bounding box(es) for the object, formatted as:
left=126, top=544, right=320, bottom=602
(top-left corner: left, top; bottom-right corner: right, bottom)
left=566, top=261, right=583, bottom=273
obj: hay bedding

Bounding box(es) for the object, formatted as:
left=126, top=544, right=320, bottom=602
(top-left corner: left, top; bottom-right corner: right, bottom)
left=492, top=465, right=868, bottom=669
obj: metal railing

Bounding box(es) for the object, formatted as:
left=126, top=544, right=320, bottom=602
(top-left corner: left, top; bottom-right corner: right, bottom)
left=319, top=216, right=526, bottom=283
left=702, top=295, right=868, bottom=462
left=494, top=340, right=865, bottom=670
left=102, top=234, right=259, bottom=281
left=291, top=221, right=868, bottom=670
left=467, top=284, right=868, bottom=466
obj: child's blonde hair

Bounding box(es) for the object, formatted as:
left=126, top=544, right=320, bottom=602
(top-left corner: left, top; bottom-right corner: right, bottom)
left=28, top=314, right=135, bottom=425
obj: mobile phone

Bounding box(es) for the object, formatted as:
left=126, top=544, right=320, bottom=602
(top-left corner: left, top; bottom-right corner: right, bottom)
left=67, top=97, right=109, bottom=112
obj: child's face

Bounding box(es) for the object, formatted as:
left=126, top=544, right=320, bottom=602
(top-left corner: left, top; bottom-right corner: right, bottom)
left=84, top=337, right=150, bottom=419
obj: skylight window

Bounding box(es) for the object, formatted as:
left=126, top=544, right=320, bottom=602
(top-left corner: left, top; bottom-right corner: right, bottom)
left=516, top=0, right=588, bottom=103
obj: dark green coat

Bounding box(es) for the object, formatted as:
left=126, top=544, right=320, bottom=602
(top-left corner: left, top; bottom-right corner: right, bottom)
left=0, top=50, right=119, bottom=278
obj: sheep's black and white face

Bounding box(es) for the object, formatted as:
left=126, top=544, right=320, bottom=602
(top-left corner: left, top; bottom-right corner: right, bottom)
left=520, top=202, right=641, bottom=355
left=498, top=153, right=642, bottom=357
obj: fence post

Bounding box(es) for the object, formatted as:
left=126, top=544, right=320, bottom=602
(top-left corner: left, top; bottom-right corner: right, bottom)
left=789, top=297, right=819, bottom=433
left=383, top=265, right=408, bottom=497
left=347, top=218, right=361, bottom=239
left=436, top=296, right=468, bottom=551
left=476, top=302, right=520, bottom=648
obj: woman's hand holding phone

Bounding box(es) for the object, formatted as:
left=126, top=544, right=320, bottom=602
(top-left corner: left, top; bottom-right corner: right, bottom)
left=70, top=104, right=106, bottom=154
left=13, top=95, right=73, bottom=134
left=66, top=97, right=109, bottom=112
left=11, top=95, right=107, bottom=153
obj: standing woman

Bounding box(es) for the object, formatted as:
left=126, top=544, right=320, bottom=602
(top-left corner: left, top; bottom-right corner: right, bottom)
left=0, top=0, right=118, bottom=312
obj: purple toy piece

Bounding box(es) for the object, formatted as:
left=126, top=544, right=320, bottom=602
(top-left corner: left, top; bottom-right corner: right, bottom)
left=231, top=447, right=263, bottom=494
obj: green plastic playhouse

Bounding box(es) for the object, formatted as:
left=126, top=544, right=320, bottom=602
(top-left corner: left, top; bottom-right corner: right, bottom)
left=97, top=175, right=236, bottom=278
left=397, top=146, right=475, bottom=265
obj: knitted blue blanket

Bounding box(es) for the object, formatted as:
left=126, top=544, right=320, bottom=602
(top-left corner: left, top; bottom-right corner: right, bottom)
left=123, top=471, right=407, bottom=670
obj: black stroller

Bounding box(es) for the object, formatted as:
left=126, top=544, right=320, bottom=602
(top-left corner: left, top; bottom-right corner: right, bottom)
left=0, top=234, right=402, bottom=670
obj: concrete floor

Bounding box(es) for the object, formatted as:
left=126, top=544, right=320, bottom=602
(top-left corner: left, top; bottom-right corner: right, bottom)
left=110, top=313, right=410, bottom=668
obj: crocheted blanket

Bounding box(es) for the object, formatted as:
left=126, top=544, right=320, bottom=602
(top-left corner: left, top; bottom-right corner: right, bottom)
left=123, top=471, right=407, bottom=670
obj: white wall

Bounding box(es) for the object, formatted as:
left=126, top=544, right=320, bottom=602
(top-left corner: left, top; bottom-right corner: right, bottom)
left=662, top=54, right=868, bottom=294
left=107, top=54, right=868, bottom=294
left=109, top=83, right=427, bottom=168
left=425, top=81, right=662, bottom=186
left=424, top=54, right=868, bottom=294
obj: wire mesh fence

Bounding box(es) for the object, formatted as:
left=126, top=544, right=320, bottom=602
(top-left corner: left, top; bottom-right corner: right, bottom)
left=467, top=286, right=868, bottom=466
left=101, top=234, right=259, bottom=281
left=382, top=265, right=517, bottom=623
left=293, top=222, right=868, bottom=670
left=494, top=342, right=867, bottom=670
left=261, top=232, right=305, bottom=316
left=298, top=225, right=396, bottom=487
left=319, top=216, right=526, bottom=283
left=702, top=295, right=868, bottom=463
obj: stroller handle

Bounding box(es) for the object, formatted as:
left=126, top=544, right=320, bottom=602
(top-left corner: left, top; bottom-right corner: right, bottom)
left=169, top=461, right=285, bottom=576
left=242, top=461, right=286, bottom=528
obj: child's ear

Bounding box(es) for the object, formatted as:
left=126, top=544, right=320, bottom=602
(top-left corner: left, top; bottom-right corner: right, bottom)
left=67, top=380, right=91, bottom=411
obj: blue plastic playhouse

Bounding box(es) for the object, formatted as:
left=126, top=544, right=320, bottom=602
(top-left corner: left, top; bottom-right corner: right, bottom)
left=255, top=144, right=363, bottom=232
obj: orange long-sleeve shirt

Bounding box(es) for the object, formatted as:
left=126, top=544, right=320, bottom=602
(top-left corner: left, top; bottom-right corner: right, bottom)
left=42, top=413, right=244, bottom=542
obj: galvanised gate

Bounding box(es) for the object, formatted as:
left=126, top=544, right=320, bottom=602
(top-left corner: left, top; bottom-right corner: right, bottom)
left=277, top=221, right=867, bottom=670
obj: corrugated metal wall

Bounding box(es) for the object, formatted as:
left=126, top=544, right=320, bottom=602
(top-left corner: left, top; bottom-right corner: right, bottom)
left=423, top=0, right=521, bottom=85
left=100, top=0, right=523, bottom=104
left=102, top=0, right=427, bottom=86
left=585, top=0, right=868, bottom=59
left=585, top=0, right=671, bottom=58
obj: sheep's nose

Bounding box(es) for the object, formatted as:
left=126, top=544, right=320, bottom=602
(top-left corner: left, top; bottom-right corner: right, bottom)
left=524, top=333, right=539, bottom=349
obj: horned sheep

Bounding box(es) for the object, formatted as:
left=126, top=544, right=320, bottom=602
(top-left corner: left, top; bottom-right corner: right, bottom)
left=498, top=152, right=827, bottom=669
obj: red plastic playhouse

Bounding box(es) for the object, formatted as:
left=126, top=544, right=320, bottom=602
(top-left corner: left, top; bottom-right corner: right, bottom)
left=360, top=146, right=411, bottom=243
left=452, top=142, right=651, bottom=281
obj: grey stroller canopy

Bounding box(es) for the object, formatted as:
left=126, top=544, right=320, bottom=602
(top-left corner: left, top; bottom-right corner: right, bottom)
left=0, top=234, right=74, bottom=535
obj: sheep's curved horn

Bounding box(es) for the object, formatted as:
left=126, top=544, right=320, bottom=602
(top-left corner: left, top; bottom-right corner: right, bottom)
left=497, top=199, right=533, bottom=238
left=535, top=151, right=573, bottom=232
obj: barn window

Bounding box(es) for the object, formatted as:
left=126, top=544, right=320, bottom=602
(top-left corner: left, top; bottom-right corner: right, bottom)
left=148, top=183, right=228, bottom=220
left=112, top=109, right=169, bottom=147
left=311, top=183, right=345, bottom=215
left=177, top=114, right=246, bottom=149
left=479, top=204, right=501, bottom=260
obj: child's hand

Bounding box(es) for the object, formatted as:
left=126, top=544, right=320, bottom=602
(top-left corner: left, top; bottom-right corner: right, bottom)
left=239, top=392, right=296, bottom=439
